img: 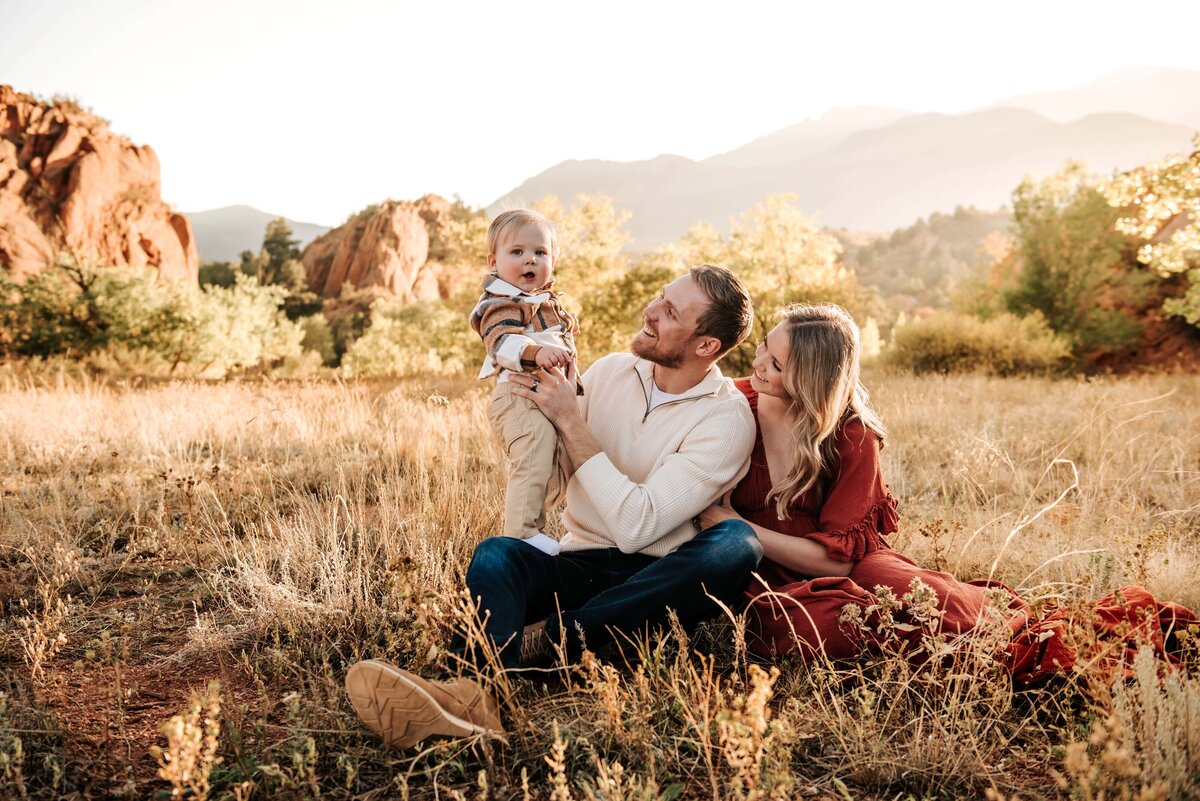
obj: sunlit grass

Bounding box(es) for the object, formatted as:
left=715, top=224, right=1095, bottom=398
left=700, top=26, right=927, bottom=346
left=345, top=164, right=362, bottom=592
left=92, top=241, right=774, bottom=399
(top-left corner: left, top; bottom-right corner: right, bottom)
left=1, top=368, right=1198, bottom=799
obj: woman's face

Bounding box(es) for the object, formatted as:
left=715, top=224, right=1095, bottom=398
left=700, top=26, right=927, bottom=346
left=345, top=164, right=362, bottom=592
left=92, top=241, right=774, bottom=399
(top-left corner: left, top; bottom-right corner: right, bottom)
left=749, top=322, right=791, bottom=398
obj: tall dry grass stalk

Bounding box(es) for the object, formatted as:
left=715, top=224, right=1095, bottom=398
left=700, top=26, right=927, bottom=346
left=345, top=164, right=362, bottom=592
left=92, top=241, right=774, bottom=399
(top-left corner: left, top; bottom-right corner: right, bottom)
left=150, top=680, right=223, bottom=801
left=2, top=369, right=1199, bottom=798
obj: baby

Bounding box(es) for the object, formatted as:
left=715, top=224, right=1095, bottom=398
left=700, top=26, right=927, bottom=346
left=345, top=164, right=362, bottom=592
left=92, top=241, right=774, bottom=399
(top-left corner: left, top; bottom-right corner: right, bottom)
left=470, top=209, right=582, bottom=556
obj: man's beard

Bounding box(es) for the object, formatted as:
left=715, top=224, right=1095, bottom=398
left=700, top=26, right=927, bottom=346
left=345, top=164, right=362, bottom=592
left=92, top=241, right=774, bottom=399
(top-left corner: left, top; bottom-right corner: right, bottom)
left=632, top=331, right=688, bottom=368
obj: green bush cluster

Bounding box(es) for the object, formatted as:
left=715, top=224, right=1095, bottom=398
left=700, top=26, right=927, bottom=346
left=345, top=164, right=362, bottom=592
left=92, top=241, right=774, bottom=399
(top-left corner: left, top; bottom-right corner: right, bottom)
left=886, top=311, right=1071, bottom=376
left=0, top=256, right=305, bottom=377
left=341, top=293, right=479, bottom=378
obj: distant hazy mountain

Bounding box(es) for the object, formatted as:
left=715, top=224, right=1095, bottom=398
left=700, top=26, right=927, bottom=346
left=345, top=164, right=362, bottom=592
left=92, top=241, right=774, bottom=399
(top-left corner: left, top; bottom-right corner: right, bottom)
left=705, top=106, right=914, bottom=167
left=496, top=107, right=1193, bottom=244
left=993, top=67, right=1200, bottom=131
left=184, top=205, right=331, bottom=263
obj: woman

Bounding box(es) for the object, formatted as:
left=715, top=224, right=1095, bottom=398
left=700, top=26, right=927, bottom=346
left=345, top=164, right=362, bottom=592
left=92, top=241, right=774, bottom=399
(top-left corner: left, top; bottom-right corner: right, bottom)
left=698, top=304, right=1195, bottom=683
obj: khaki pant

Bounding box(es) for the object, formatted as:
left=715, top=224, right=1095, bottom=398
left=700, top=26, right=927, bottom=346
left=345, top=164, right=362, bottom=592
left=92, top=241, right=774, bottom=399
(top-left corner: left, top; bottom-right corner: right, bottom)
left=487, top=382, right=568, bottom=538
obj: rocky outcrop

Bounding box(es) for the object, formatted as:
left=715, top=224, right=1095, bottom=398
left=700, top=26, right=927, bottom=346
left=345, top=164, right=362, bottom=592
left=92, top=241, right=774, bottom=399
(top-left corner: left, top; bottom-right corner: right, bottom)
left=0, top=85, right=198, bottom=282
left=302, top=195, right=453, bottom=300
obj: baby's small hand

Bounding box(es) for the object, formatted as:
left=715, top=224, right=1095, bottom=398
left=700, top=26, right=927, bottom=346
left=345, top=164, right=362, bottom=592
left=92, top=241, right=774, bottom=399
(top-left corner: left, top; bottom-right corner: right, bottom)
left=535, top=346, right=571, bottom=369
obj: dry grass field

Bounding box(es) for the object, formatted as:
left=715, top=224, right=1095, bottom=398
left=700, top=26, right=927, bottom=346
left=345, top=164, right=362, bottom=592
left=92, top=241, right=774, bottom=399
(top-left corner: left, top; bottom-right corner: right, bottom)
left=2, top=367, right=1199, bottom=800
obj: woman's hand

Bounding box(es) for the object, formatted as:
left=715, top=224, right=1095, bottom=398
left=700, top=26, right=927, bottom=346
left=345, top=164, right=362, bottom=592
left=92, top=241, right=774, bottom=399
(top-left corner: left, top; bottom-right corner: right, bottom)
left=697, top=490, right=743, bottom=530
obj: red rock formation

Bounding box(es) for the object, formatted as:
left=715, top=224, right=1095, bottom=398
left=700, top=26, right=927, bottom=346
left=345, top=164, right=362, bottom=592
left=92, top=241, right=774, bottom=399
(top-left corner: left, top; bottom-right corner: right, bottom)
left=0, top=85, right=198, bottom=282
left=302, top=195, right=454, bottom=300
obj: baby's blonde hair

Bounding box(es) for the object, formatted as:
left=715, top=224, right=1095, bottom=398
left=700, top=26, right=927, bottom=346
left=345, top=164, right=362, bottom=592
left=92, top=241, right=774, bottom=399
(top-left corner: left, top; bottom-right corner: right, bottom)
left=487, top=209, right=560, bottom=263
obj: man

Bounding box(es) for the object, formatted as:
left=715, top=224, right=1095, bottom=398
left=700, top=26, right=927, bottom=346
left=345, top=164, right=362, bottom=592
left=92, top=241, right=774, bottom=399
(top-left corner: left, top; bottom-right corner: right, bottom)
left=345, top=264, right=761, bottom=749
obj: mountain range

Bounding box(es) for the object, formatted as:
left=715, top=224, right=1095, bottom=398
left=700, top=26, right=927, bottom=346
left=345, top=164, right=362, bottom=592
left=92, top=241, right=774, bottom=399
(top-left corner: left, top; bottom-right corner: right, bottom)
left=185, top=205, right=330, bottom=263
left=498, top=107, right=1191, bottom=245
left=494, top=67, right=1199, bottom=245
left=184, top=67, right=1200, bottom=257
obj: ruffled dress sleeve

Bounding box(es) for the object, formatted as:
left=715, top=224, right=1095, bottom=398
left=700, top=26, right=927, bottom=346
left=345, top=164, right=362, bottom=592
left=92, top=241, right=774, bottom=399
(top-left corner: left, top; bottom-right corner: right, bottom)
left=806, top=419, right=898, bottom=562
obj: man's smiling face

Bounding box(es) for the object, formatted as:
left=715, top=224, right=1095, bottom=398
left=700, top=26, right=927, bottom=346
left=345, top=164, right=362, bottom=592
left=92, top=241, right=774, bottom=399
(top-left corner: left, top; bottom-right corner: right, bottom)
left=631, top=274, right=710, bottom=368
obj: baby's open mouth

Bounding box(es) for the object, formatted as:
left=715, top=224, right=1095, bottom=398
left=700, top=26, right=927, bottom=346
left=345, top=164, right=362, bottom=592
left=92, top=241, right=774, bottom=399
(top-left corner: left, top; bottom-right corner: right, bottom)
left=522, top=271, right=536, bottom=280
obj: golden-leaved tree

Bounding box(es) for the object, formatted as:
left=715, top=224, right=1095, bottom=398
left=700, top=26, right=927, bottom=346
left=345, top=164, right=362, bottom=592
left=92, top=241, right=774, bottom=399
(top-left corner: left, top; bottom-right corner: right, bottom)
left=532, top=194, right=632, bottom=290
left=1103, top=134, right=1200, bottom=325
left=533, top=194, right=636, bottom=366
left=639, top=194, right=874, bottom=374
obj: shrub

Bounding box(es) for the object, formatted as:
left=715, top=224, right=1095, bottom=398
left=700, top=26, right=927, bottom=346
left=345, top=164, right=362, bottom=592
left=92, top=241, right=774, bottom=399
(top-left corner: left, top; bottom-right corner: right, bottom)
left=189, top=276, right=304, bottom=374
left=0, top=257, right=303, bottom=376
left=887, top=311, right=1070, bottom=376
left=1, top=257, right=190, bottom=358
left=341, top=294, right=479, bottom=378
left=322, top=285, right=388, bottom=362
left=298, top=314, right=337, bottom=366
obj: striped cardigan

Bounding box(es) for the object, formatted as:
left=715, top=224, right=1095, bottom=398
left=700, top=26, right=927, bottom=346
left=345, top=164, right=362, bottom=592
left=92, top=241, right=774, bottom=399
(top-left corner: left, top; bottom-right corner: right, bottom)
left=469, top=274, right=581, bottom=381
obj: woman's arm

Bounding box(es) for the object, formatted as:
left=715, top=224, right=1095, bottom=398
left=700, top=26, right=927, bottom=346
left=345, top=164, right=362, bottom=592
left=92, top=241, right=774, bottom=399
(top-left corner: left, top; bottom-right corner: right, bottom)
left=697, top=498, right=855, bottom=578
left=750, top=520, right=856, bottom=578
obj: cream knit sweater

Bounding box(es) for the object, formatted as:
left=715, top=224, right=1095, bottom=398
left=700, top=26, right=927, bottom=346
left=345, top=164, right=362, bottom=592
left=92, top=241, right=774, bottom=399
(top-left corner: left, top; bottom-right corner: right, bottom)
left=560, top=353, right=756, bottom=557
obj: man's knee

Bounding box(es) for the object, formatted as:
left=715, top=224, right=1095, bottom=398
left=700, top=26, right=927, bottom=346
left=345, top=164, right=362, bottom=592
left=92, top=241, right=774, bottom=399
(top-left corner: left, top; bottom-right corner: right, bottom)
left=468, top=536, right=534, bottom=576
left=697, top=519, right=763, bottom=572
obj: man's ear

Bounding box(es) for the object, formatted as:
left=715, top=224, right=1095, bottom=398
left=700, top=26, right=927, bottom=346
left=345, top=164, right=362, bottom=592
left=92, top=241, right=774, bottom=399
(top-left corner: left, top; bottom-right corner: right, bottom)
left=693, top=336, right=722, bottom=359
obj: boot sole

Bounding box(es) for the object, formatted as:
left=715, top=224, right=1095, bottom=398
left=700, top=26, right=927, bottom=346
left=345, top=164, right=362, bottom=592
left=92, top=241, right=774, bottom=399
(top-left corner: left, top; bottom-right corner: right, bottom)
left=345, top=660, right=488, bottom=749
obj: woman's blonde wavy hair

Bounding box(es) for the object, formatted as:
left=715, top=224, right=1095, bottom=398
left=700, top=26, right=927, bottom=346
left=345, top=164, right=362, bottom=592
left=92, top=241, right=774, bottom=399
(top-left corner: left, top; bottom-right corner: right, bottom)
left=769, top=304, right=886, bottom=519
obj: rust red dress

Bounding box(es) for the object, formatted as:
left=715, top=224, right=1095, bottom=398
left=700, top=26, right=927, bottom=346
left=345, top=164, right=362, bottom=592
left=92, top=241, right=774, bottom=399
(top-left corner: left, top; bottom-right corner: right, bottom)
left=733, top=379, right=1196, bottom=684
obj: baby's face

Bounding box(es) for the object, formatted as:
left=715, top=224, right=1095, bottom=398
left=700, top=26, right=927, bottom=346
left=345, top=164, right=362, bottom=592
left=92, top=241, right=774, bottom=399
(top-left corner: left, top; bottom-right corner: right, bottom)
left=490, top=222, right=554, bottom=292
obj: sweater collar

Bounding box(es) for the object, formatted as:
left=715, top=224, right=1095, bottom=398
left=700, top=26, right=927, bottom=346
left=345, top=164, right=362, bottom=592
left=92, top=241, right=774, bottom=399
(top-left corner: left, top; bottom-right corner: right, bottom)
left=633, top=358, right=725, bottom=401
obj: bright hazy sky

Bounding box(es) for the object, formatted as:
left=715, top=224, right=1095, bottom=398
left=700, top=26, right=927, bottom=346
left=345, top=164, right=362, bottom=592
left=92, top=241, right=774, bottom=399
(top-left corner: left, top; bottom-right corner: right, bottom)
left=4, top=0, right=1200, bottom=225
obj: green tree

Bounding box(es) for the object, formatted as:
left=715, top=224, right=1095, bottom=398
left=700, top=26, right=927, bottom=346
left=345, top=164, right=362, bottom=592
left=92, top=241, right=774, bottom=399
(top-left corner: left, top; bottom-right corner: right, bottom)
left=198, top=260, right=238, bottom=288
left=238, top=218, right=322, bottom=319
left=1002, top=163, right=1150, bottom=358
left=260, top=218, right=302, bottom=287
left=1103, top=135, right=1200, bottom=325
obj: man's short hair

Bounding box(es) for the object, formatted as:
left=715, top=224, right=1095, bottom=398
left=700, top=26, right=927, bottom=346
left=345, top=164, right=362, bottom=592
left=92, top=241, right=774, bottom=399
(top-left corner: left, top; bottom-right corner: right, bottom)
left=689, top=264, right=754, bottom=357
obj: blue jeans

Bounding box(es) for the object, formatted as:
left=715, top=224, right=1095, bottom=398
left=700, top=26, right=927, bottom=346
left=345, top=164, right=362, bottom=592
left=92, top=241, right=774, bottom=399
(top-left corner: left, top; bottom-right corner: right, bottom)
left=457, top=520, right=763, bottom=672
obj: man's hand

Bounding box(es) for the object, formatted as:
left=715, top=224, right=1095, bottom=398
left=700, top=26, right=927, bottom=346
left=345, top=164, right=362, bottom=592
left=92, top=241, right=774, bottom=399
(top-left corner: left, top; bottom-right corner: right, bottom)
left=509, top=361, right=602, bottom=469
left=535, top=345, right=572, bottom=369
left=697, top=490, right=743, bottom=530
left=509, top=361, right=580, bottom=426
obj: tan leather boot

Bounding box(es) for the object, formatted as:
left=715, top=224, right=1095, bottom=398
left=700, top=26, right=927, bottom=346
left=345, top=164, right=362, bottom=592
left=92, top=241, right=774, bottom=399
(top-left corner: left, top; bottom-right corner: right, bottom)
left=345, top=660, right=505, bottom=749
